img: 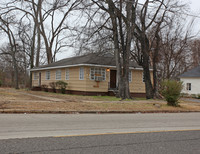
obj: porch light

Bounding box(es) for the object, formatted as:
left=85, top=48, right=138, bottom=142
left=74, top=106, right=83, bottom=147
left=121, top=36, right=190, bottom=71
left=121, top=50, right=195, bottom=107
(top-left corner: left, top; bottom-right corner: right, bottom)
left=106, top=68, right=110, bottom=72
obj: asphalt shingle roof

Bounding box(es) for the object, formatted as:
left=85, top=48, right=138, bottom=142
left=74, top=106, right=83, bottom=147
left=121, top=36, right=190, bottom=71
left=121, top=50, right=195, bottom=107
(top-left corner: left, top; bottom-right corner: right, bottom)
left=179, top=65, right=200, bottom=78
left=32, top=53, right=142, bottom=70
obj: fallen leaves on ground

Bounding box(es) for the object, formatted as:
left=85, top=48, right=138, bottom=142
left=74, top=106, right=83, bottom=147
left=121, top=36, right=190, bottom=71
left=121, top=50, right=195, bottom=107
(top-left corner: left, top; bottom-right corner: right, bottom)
left=0, top=88, right=200, bottom=112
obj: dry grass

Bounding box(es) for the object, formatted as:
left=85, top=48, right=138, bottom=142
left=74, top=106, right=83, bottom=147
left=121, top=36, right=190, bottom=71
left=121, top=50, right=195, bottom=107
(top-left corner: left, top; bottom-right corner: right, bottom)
left=0, top=88, right=200, bottom=112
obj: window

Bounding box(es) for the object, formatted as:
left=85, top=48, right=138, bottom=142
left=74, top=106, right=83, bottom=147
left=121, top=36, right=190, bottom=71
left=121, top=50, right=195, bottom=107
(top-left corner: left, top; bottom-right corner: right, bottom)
left=79, top=67, right=84, bottom=80
left=186, top=83, right=191, bottom=91
left=90, top=68, right=106, bottom=81
left=46, top=71, right=50, bottom=80
left=33, top=72, right=38, bottom=80
left=129, top=71, right=132, bottom=82
left=56, top=70, right=61, bottom=80
left=142, top=72, right=145, bottom=82
left=65, top=69, right=69, bottom=80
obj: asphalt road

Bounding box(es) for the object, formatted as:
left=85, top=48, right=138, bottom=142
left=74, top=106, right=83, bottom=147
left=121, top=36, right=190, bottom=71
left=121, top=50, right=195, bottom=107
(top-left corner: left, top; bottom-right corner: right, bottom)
left=0, top=130, right=199, bottom=154
left=0, top=113, right=200, bottom=140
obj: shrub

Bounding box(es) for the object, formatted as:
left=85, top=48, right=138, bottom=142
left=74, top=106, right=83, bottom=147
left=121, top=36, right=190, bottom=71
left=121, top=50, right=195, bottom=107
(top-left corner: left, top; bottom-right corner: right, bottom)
left=56, top=81, right=67, bottom=94
left=0, top=80, right=2, bottom=87
left=191, top=94, right=197, bottom=98
left=180, top=93, right=189, bottom=98
left=41, top=84, right=48, bottom=92
left=160, top=80, right=183, bottom=106
left=197, top=94, right=200, bottom=99
left=49, top=82, right=56, bottom=93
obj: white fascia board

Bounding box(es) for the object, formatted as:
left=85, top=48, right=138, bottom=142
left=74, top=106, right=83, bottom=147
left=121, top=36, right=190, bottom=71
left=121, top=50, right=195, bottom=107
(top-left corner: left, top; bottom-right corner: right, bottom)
left=30, top=64, right=115, bottom=71
left=180, top=77, right=200, bottom=79
left=30, top=64, right=151, bottom=71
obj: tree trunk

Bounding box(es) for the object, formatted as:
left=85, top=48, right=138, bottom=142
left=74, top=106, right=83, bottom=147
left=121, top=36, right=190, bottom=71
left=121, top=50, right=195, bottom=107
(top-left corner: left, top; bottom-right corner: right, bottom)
left=108, top=0, right=132, bottom=99
left=143, top=60, right=153, bottom=99
left=142, top=40, right=154, bottom=99
left=35, top=0, right=41, bottom=67
left=153, top=61, right=159, bottom=98
left=153, top=26, right=161, bottom=98
left=29, top=24, right=36, bottom=89
left=46, top=46, right=53, bottom=64
left=35, top=27, right=41, bottom=67
left=11, top=49, right=19, bottom=89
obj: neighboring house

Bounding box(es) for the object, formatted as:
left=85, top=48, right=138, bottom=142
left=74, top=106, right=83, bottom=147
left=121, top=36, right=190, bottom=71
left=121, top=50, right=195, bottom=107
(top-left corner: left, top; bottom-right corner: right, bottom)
left=30, top=53, right=152, bottom=97
left=179, top=65, right=200, bottom=95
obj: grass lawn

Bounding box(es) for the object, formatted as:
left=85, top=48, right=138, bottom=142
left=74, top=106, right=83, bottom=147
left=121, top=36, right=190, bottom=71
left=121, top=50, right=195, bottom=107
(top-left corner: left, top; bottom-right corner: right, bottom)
left=0, top=88, right=200, bottom=113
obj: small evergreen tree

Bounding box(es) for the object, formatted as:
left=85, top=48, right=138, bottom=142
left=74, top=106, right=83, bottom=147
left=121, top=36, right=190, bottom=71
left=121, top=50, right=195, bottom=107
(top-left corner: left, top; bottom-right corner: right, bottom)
left=160, top=80, right=183, bottom=106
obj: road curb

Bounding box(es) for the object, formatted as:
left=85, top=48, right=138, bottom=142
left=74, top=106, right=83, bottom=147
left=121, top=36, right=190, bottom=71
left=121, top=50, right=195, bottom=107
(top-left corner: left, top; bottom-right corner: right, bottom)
left=0, top=110, right=200, bottom=114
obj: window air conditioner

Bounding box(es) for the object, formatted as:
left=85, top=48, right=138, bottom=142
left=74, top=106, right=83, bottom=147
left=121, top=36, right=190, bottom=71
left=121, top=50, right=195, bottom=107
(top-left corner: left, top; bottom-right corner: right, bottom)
left=95, top=76, right=103, bottom=81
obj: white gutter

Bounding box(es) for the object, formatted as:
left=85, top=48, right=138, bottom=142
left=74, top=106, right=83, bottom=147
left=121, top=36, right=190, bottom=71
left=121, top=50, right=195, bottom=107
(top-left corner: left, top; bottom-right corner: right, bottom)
left=30, top=64, right=152, bottom=71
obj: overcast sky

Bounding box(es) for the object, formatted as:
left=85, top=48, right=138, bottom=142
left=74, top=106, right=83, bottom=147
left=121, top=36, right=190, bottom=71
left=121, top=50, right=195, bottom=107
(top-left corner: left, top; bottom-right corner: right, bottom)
left=189, top=0, right=200, bottom=13
left=57, top=0, right=200, bottom=60
left=187, top=0, right=200, bottom=36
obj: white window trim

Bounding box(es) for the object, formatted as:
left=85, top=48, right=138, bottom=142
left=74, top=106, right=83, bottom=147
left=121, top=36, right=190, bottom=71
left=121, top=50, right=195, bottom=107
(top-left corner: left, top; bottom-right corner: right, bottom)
left=186, top=83, right=191, bottom=91
left=90, top=68, right=106, bottom=81
left=142, top=72, right=145, bottom=82
left=55, top=70, right=62, bottom=80
left=65, top=68, right=69, bottom=80
left=33, top=72, right=38, bottom=80
left=79, top=67, right=84, bottom=80
left=45, top=71, right=50, bottom=80
left=129, top=71, right=132, bottom=82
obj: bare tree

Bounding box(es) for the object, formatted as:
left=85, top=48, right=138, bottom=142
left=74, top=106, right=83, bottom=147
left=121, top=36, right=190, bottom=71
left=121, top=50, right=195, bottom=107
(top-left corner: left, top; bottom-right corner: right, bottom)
left=0, top=43, right=30, bottom=88
left=1, top=0, right=82, bottom=64
left=190, top=39, right=200, bottom=67
left=0, top=15, right=20, bottom=89
left=157, top=16, right=194, bottom=80
left=131, top=0, right=190, bottom=98
left=81, top=0, right=136, bottom=99
left=0, top=47, right=14, bottom=87
left=131, top=0, right=169, bottom=99
left=80, top=0, right=192, bottom=99
left=0, top=0, right=83, bottom=89
left=146, top=8, right=168, bottom=98
left=36, top=0, right=82, bottom=63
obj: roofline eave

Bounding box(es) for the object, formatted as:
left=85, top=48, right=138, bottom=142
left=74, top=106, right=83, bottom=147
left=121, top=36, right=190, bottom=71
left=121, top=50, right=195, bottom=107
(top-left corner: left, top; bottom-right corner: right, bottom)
left=30, top=64, right=150, bottom=71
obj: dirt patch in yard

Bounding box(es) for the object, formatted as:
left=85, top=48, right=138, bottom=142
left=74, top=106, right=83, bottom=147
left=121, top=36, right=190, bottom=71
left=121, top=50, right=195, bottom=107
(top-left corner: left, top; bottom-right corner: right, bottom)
left=0, top=88, right=200, bottom=113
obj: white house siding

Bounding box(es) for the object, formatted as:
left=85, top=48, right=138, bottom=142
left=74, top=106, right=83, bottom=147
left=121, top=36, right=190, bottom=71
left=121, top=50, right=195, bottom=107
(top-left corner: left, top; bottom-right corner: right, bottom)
left=180, top=77, right=200, bottom=95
